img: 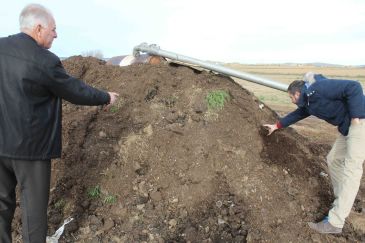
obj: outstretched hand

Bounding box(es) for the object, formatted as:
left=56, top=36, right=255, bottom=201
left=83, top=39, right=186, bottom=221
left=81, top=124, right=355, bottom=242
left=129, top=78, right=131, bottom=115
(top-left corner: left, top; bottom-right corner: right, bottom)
left=104, top=92, right=119, bottom=110
left=108, top=92, right=119, bottom=105
left=262, top=124, right=278, bottom=136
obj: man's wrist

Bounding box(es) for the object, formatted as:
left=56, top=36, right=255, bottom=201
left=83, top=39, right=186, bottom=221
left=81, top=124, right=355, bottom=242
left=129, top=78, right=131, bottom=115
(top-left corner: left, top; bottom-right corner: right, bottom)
left=351, top=118, right=360, bottom=125
left=276, top=122, right=282, bottom=129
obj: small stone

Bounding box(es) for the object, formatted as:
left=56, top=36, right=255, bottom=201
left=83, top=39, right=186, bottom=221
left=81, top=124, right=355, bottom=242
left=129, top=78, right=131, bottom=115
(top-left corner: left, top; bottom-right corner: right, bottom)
left=148, top=233, right=155, bottom=240
left=89, top=215, right=102, bottom=226
left=272, top=167, right=278, bottom=173
left=170, top=198, right=179, bottom=203
left=218, top=218, right=226, bottom=225
left=150, top=191, right=162, bottom=202
left=99, top=131, right=107, bottom=138
left=143, top=124, right=153, bottom=136
left=103, top=218, right=114, bottom=231
left=205, top=226, right=210, bottom=233
left=138, top=181, right=148, bottom=196
left=216, top=200, right=223, bottom=208
left=137, top=204, right=145, bottom=210
left=134, top=161, right=142, bottom=171
left=169, top=219, right=177, bottom=228
left=179, top=209, right=188, bottom=218
left=79, top=226, right=91, bottom=235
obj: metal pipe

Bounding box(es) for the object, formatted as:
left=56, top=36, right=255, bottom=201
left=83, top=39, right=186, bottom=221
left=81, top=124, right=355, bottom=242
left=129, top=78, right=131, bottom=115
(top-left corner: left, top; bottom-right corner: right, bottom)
left=133, top=43, right=288, bottom=92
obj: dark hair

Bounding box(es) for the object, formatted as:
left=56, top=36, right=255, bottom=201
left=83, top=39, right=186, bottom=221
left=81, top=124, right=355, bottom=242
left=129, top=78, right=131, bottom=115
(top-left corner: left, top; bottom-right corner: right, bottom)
left=287, top=80, right=305, bottom=95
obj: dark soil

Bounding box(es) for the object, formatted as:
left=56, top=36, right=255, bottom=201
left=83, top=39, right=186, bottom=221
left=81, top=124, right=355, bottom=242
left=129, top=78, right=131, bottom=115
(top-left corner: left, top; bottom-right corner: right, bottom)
left=11, top=56, right=365, bottom=242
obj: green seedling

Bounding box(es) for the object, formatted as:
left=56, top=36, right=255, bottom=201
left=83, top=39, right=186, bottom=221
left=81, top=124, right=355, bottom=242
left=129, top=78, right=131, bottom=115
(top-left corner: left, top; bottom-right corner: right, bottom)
left=54, top=199, right=66, bottom=209
left=104, top=194, right=117, bottom=204
left=87, top=185, right=101, bottom=199
left=109, top=106, right=119, bottom=113
left=206, top=90, right=230, bottom=110
left=109, top=97, right=124, bottom=113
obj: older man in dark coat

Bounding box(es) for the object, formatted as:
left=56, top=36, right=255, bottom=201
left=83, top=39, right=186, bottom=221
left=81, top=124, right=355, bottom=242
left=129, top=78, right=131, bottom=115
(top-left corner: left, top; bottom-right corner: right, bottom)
left=0, top=4, right=119, bottom=242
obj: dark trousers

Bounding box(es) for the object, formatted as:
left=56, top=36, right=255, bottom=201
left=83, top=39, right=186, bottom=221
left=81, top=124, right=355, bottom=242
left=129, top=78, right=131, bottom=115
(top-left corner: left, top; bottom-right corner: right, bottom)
left=0, top=158, right=51, bottom=243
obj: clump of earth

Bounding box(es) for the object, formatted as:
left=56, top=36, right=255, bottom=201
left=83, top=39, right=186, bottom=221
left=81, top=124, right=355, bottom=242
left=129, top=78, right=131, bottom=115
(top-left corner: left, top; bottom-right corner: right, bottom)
left=11, top=56, right=365, bottom=242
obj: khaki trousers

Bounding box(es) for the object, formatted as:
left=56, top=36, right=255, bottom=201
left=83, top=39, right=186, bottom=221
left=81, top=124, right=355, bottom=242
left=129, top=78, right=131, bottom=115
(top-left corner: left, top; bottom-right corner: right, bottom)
left=327, top=119, right=365, bottom=228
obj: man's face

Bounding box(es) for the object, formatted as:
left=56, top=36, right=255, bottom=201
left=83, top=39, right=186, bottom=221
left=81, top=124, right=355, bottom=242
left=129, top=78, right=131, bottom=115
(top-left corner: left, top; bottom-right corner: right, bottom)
left=36, top=17, right=57, bottom=49
left=289, top=91, right=300, bottom=104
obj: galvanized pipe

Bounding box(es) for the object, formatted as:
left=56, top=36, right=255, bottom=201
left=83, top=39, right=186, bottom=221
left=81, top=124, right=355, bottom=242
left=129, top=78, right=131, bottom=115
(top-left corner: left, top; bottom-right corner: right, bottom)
left=133, top=43, right=288, bottom=92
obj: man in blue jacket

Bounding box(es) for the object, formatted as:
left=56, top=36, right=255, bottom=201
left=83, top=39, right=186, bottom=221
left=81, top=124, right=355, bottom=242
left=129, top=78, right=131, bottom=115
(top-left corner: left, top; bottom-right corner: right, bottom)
left=0, top=4, right=119, bottom=242
left=264, top=72, right=365, bottom=234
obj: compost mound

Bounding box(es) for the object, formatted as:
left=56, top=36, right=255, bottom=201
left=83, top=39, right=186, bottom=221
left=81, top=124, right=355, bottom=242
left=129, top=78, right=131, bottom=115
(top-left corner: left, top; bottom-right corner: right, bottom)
left=11, top=56, right=365, bottom=242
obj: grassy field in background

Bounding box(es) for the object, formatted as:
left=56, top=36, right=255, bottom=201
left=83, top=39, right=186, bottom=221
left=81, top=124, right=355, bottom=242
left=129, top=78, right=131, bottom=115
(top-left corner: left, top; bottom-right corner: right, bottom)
left=225, top=64, right=365, bottom=143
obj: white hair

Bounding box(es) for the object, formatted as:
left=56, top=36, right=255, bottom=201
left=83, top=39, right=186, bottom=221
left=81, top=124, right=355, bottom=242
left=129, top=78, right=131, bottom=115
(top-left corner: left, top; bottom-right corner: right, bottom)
left=303, top=71, right=316, bottom=85
left=19, top=4, right=53, bottom=31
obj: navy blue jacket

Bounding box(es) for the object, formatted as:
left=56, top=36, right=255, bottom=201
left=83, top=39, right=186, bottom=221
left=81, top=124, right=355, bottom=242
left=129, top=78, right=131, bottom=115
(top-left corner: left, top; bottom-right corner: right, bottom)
left=280, top=74, right=365, bottom=136
left=0, top=33, right=110, bottom=160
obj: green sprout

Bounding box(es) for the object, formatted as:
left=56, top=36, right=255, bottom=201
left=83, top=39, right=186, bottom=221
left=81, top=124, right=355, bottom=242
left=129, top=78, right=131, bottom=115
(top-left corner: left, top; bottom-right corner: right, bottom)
left=206, top=90, right=230, bottom=110
left=87, top=185, right=101, bottom=199
left=54, top=199, right=66, bottom=209
left=110, top=106, right=119, bottom=113
left=104, top=194, right=117, bottom=204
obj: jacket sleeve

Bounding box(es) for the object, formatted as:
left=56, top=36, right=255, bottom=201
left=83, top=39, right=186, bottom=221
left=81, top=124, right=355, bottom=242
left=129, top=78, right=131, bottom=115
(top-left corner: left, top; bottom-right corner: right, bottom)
left=279, top=107, right=310, bottom=128
left=316, top=78, right=364, bottom=118
left=43, top=59, right=110, bottom=106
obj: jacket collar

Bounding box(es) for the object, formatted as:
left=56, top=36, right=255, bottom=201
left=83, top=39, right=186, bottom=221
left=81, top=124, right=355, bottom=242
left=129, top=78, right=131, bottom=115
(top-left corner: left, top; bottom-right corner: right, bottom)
left=16, top=32, right=38, bottom=45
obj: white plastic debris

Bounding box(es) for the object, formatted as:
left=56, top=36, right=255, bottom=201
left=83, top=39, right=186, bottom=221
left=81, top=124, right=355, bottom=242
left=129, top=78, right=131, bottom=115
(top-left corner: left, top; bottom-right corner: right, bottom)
left=46, top=217, right=74, bottom=243
left=259, top=104, right=265, bottom=109
left=319, top=171, right=328, bottom=177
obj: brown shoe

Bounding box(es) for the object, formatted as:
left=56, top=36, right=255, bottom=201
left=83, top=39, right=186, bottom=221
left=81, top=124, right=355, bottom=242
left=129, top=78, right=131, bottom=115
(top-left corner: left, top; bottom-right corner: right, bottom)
left=308, top=220, right=342, bottom=234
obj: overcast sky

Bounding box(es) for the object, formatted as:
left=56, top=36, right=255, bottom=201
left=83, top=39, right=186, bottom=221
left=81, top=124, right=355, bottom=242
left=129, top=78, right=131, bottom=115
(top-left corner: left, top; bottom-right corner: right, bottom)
left=1, top=0, right=364, bottom=65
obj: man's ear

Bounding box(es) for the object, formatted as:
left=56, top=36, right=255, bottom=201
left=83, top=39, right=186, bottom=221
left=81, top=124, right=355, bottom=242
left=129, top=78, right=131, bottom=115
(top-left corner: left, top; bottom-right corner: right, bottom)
left=295, top=91, right=301, bottom=98
left=35, top=24, right=42, bottom=34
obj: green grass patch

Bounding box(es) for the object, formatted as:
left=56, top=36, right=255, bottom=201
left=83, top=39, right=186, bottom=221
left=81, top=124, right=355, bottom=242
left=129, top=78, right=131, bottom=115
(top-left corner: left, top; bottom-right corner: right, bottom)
left=104, top=194, right=117, bottom=204
left=54, top=199, right=66, bottom=209
left=87, top=185, right=101, bottom=199
left=206, top=90, right=230, bottom=110
left=109, top=106, right=119, bottom=113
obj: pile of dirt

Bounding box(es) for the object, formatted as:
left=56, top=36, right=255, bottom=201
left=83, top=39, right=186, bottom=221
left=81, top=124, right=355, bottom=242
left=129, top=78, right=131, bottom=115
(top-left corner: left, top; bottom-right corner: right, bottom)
left=11, top=56, right=365, bottom=242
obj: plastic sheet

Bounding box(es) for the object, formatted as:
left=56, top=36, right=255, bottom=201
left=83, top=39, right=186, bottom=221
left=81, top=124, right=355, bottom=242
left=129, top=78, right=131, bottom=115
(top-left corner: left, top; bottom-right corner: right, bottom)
left=46, top=217, right=74, bottom=243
